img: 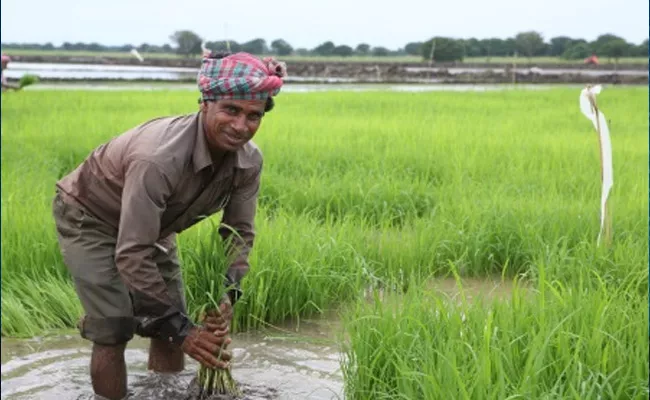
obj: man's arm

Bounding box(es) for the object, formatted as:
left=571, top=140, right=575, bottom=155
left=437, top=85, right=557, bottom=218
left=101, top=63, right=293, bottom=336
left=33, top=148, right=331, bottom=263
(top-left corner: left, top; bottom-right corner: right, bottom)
left=219, top=163, right=262, bottom=303
left=114, top=159, right=193, bottom=343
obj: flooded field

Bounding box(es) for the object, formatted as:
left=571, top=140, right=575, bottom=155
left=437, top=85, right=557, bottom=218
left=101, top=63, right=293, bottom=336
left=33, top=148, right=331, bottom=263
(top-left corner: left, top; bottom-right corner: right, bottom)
left=21, top=82, right=584, bottom=93
left=0, top=278, right=521, bottom=400
left=2, top=88, right=646, bottom=399
left=3, top=62, right=647, bottom=84
left=404, top=66, right=650, bottom=77
left=1, top=324, right=344, bottom=400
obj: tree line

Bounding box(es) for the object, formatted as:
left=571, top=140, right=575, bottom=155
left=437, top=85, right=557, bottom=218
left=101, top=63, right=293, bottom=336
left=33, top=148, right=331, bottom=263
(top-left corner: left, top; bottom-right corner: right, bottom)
left=2, top=30, right=647, bottom=62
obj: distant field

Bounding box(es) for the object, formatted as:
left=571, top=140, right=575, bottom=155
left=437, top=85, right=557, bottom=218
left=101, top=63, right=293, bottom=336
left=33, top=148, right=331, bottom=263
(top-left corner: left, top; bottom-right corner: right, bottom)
left=2, top=48, right=648, bottom=65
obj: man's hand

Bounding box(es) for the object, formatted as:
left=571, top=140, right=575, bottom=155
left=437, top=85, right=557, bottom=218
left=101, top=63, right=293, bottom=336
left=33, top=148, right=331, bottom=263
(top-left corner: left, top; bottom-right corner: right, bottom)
left=202, top=296, right=233, bottom=334
left=180, top=326, right=232, bottom=369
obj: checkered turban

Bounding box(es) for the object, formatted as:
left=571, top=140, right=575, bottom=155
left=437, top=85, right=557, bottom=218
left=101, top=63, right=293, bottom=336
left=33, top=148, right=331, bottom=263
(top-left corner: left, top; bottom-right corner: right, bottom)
left=197, top=52, right=287, bottom=101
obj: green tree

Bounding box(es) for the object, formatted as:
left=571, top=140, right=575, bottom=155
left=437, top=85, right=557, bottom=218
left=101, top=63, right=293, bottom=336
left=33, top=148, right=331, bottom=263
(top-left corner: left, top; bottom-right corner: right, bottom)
left=600, top=38, right=631, bottom=64
left=549, top=36, right=573, bottom=56
left=241, top=38, right=267, bottom=54
left=271, top=39, right=293, bottom=56
left=478, top=38, right=514, bottom=58
left=562, top=42, right=592, bottom=60
left=591, top=33, right=625, bottom=54
left=332, top=45, right=353, bottom=57
left=372, top=46, right=390, bottom=56
left=313, top=41, right=336, bottom=56
left=169, top=30, right=203, bottom=57
left=632, top=39, right=648, bottom=56
left=87, top=42, right=103, bottom=52
left=355, top=43, right=371, bottom=55
left=404, top=42, right=423, bottom=56
left=205, top=41, right=242, bottom=53
left=420, top=37, right=464, bottom=62
left=463, top=38, right=482, bottom=57
left=515, top=31, right=545, bottom=60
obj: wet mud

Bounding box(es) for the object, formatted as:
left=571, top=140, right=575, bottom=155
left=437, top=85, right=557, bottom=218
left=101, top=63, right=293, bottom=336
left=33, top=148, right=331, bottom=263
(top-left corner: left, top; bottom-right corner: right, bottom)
left=1, top=277, right=522, bottom=400
left=1, top=324, right=344, bottom=400
left=182, top=377, right=277, bottom=400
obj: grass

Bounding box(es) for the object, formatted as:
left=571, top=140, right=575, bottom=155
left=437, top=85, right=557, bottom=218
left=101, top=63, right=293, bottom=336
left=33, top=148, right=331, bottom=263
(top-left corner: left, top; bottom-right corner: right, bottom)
left=2, top=48, right=648, bottom=65
left=341, top=263, right=648, bottom=399
left=1, top=87, right=647, bottom=398
left=463, top=56, right=649, bottom=65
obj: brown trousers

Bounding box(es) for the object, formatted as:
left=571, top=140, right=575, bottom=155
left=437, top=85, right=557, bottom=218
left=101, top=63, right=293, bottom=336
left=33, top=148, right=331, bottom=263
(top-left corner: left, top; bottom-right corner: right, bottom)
left=52, top=191, right=187, bottom=345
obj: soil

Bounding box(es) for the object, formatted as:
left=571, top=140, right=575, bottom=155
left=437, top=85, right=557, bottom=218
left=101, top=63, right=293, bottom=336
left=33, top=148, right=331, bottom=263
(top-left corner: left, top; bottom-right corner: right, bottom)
left=183, top=377, right=278, bottom=400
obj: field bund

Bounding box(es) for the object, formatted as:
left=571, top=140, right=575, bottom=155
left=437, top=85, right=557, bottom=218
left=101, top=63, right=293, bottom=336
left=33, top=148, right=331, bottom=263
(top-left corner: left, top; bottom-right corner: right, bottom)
left=4, top=54, right=649, bottom=85
left=1, top=88, right=648, bottom=399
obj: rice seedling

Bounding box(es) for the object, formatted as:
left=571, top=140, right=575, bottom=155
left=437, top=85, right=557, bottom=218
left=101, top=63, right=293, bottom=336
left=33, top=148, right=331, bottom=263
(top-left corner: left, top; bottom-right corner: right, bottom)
left=1, top=87, right=647, bottom=398
left=182, top=221, right=243, bottom=399
left=340, top=264, right=649, bottom=399
left=18, top=74, right=39, bottom=89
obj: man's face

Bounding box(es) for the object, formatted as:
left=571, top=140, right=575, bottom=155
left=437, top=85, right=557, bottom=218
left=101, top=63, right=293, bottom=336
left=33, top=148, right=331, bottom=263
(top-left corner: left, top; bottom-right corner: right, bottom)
left=201, top=99, right=267, bottom=152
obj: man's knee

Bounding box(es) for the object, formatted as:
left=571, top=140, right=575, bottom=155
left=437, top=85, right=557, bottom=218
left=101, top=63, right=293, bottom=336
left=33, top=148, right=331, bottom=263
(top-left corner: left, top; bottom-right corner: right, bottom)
left=92, top=341, right=127, bottom=355
left=80, top=315, right=135, bottom=345
left=150, top=337, right=183, bottom=354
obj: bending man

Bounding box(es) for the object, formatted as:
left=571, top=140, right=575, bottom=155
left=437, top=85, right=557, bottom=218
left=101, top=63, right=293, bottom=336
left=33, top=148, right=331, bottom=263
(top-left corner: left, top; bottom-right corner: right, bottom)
left=52, top=52, right=287, bottom=400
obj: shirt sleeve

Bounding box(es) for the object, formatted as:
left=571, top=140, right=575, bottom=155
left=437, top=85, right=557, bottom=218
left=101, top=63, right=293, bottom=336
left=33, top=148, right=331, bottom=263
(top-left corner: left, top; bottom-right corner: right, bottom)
left=114, top=159, right=190, bottom=336
left=219, top=162, right=262, bottom=292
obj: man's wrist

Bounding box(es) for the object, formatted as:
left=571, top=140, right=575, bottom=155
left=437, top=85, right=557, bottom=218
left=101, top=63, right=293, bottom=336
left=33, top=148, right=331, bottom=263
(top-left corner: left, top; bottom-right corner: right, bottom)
left=158, top=312, right=195, bottom=345
left=224, top=276, right=243, bottom=305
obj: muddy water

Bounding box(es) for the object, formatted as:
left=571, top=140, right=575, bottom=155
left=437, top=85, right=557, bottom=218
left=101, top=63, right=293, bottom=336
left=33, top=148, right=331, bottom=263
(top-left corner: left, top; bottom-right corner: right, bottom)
left=22, top=82, right=580, bottom=93
left=1, top=321, right=344, bottom=400
left=5, top=62, right=648, bottom=82
left=429, top=276, right=524, bottom=302
left=0, top=277, right=522, bottom=400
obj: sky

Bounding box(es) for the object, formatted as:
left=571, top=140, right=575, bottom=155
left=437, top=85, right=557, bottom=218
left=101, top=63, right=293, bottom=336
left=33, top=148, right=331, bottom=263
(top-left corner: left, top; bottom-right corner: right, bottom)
left=1, top=0, right=648, bottom=49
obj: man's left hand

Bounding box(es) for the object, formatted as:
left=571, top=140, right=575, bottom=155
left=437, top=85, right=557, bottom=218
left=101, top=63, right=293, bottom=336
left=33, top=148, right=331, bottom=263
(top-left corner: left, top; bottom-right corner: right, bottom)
left=202, top=299, right=233, bottom=335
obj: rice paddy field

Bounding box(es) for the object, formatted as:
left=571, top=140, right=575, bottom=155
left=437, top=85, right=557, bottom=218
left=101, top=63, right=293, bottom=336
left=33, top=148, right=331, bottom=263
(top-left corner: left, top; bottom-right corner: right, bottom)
left=3, top=49, right=649, bottom=65
left=1, top=86, right=648, bottom=399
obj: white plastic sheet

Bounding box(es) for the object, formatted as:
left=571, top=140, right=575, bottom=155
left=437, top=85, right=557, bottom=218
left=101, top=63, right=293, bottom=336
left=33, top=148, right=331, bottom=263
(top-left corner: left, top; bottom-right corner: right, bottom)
left=579, top=85, right=613, bottom=246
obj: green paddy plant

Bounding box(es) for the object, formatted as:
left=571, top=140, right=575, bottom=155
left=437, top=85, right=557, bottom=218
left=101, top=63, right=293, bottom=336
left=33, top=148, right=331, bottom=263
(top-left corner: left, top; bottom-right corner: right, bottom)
left=181, top=221, right=243, bottom=399
left=341, top=265, right=649, bottom=400
left=18, top=74, right=39, bottom=89
left=192, top=283, right=242, bottom=399
left=1, top=89, right=647, bottom=397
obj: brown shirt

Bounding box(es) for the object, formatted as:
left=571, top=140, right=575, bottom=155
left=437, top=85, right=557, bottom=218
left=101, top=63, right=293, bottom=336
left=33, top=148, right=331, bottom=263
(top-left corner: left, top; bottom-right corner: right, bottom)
left=56, top=111, right=262, bottom=318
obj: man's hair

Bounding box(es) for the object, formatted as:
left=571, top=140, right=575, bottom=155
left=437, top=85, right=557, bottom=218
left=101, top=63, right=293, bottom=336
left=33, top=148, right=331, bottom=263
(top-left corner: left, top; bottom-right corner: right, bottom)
left=200, top=96, right=274, bottom=113
left=200, top=50, right=275, bottom=113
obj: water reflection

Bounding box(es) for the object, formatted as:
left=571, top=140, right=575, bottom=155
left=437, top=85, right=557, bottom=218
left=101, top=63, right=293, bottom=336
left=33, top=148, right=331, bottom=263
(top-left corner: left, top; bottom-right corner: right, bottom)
left=23, top=82, right=585, bottom=94
left=1, top=330, right=344, bottom=400
left=4, top=62, right=648, bottom=83
left=4, top=62, right=197, bottom=81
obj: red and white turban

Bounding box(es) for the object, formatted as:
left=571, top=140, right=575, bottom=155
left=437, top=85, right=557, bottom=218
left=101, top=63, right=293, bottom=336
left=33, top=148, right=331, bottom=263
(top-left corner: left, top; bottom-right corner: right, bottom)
left=197, top=52, right=287, bottom=101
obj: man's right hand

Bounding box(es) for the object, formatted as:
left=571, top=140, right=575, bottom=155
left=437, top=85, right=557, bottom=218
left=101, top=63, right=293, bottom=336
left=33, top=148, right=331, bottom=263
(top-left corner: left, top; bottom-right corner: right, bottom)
left=180, top=326, right=232, bottom=369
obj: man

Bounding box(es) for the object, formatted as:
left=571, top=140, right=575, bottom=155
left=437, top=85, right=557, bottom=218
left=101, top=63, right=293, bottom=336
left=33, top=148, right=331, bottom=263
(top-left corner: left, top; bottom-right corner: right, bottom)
left=1, top=53, right=21, bottom=91
left=52, top=51, right=287, bottom=400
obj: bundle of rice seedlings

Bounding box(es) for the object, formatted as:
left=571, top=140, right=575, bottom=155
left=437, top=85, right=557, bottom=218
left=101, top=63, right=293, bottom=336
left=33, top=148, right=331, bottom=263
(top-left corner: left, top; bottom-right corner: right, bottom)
left=194, top=286, right=242, bottom=399
left=183, top=221, right=244, bottom=399
left=18, top=74, right=39, bottom=89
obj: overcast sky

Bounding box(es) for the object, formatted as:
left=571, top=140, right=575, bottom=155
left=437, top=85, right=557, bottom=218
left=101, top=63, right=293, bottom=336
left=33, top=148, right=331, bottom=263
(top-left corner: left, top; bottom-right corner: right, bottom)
left=1, top=0, right=648, bottom=49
